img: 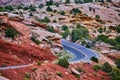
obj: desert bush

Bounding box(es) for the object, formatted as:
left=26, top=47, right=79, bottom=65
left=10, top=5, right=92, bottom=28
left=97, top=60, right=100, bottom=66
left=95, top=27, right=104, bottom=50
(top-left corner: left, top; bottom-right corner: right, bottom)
left=58, top=57, right=69, bottom=68
left=5, top=27, right=18, bottom=39
left=93, top=65, right=100, bottom=71
left=115, top=58, right=120, bottom=69
left=95, top=15, right=100, bottom=19
left=25, top=72, right=31, bottom=79
left=57, top=72, right=63, bottom=77
left=37, top=61, right=41, bottom=66
left=46, top=6, right=52, bottom=12
left=90, top=57, right=98, bottom=63
left=116, top=24, right=120, bottom=33
left=102, top=62, right=112, bottom=73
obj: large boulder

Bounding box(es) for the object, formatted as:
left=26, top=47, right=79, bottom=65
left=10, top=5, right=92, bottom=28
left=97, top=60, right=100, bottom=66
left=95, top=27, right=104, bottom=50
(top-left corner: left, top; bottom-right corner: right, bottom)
left=8, top=21, right=30, bottom=39
left=0, top=16, right=8, bottom=24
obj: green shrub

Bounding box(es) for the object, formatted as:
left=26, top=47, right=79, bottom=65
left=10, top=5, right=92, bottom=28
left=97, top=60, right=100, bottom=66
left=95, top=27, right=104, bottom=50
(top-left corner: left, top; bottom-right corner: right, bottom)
left=95, top=15, right=100, bottom=19
left=75, top=74, right=80, bottom=78
left=106, top=0, right=112, bottom=2
left=5, top=27, right=18, bottom=39
left=36, top=17, right=50, bottom=23
left=38, top=4, right=44, bottom=9
left=46, top=26, right=54, bottom=33
left=75, top=0, right=83, bottom=4
left=62, top=25, right=68, bottom=31
left=70, top=8, right=81, bottom=15
left=37, top=61, right=41, bottom=66
left=32, top=68, right=37, bottom=72
left=65, top=0, right=70, bottom=4
left=98, top=27, right=103, bottom=33
left=58, top=57, right=69, bottom=68
left=115, top=36, right=120, bottom=42
left=52, top=20, right=57, bottom=23
left=76, top=68, right=84, bottom=72
left=109, top=69, right=120, bottom=80
left=53, top=10, right=57, bottom=13
left=46, top=6, right=52, bottom=12
left=90, top=57, right=98, bottom=63
left=115, top=58, right=120, bottom=69
left=46, top=0, right=53, bottom=6
left=93, top=65, right=100, bottom=71
left=4, top=5, right=14, bottom=11
left=31, top=36, right=40, bottom=45
left=29, top=13, right=33, bottom=16
left=76, top=23, right=84, bottom=28
left=25, top=72, right=31, bottom=79
left=61, top=30, right=70, bottom=39
left=83, top=0, right=93, bottom=3
left=71, top=27, right=89, bottom=42
left=59, top=11, right=65, bottom=15
left=0, top=6, right=4, bottom=12
left=29, top=5, right=36, bottom=11
left=57, top=72, right=63, bottom=77
left=116, top=24, right=120, bottom=33
left=95, top=34, right=108, bottom=42
left=102, top=62, right=112, bottom=73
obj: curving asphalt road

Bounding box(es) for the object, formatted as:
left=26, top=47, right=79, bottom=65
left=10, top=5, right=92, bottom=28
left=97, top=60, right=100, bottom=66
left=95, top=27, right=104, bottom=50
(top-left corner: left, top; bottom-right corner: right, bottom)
left=0, top=39, right=99, bottom=70
left=62, top=39, right=99, bottom=63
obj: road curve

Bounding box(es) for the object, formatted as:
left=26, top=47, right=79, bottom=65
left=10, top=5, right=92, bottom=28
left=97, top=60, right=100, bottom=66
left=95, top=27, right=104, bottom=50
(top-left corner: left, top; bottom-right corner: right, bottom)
left=0, top=39, right=99, bottom=70
left=62, top=39, right=99, bottom=63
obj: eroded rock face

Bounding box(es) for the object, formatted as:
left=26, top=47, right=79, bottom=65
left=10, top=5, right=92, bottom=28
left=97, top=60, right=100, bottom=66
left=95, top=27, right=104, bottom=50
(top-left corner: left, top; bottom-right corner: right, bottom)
left=8, top=21, right=30, bottom=39
left=31, top=20, right=47, bottom=28
left=0, top=0, right=48, bottom=5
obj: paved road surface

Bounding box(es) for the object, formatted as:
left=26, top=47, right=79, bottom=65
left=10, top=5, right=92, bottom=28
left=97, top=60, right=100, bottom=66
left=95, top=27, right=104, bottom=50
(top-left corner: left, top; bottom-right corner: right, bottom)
left=62, top=39, right=99, bottom=63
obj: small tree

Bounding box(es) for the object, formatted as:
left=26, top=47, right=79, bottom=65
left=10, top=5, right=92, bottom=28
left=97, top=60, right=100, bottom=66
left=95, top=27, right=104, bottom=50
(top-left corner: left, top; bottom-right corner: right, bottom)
left=59, top=11, right=65, bottom=15
left=29, top=5, right=36, bottom=11
left=46, top=6, right=52, bottom=12
left=115, top=58, right=120, bottom=69
left=95, top=15, right=100, bottom=19
left=70, top=8, right=81, bottom=15
left=31, top=34, right=40, bottom=45
left=102, top=62, right=112, bottom=73
left=58, top=57, right=69, bottom=68
left=46, top=26, right=54, bottom=33
left=98, top=27, right=103, bottom=33
left=61, top=30, right=70, bottom=39
left=5, top=27, right=18, bottom=39
left=62, top=25, right=68, bottom=31
left=90, top=57, right=98, bottom=63
left=25, top=72, right=31, bottom=79
left=38, top=4, right=44, bottom=9
left=29, top=13, right=33, bottom=16
left=93, top=65, right=100, bottom=71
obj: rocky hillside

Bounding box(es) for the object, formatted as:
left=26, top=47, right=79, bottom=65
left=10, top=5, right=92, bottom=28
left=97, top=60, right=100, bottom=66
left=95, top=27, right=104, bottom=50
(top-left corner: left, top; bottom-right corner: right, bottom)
left=0, top=0, right=119, bottom=6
